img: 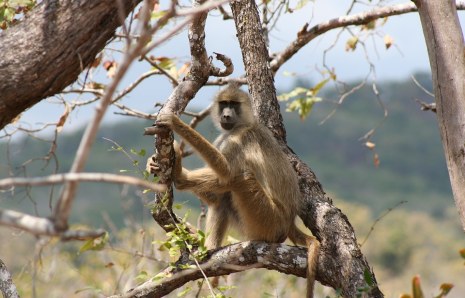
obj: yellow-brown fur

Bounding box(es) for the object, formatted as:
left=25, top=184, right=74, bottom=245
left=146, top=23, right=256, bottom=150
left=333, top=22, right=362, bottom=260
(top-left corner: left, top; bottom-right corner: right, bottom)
left=149, top=85, right=319, bottom=297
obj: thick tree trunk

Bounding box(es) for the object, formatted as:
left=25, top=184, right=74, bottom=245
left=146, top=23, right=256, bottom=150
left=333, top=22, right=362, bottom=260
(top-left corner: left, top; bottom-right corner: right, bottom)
left=414, top=0, right=465, bottom=231
left=230, top=0, right=383, bottom=297
left=0, top=0, right=140, bottom=129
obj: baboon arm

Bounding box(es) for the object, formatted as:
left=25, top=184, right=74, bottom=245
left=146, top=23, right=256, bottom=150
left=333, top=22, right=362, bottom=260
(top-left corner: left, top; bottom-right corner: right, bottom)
left=175, top=167, right=231, bottom=195
left=169, top=115, right=231, bottom=179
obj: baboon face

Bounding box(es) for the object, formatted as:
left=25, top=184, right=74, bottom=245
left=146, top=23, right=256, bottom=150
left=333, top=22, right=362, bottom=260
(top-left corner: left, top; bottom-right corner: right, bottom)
left=218, top=101, right=241, bottom=130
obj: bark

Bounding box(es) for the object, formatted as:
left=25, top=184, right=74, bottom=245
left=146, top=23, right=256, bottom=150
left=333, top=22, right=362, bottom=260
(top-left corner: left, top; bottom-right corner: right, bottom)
left=414, top=0, right=465, bottom=231
left=230, top=0, right=383, bottom=297
left=0, top=258, right=19, bottom=298
left=149, top=0, right=213, bottom=233
left=0, top=0, right=141, bottom=129
left=111, top=241, right=309, bottom=298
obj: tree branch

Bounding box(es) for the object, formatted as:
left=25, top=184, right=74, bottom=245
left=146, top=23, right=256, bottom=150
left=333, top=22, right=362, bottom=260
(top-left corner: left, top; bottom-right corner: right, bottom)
left=0, top=258, right=19, bottom=298
left=110, top=241, right=310, bottom=298
left=414, top=0, right=465, bottom=230
left=0, top=172, right=167, bottom=193
left=270, top=1, right=465, bottom=73
left=149, top=0, right=232, bottom=233
left=0, top=0, right=142, bottom=130
left=230, top=0, right=382, bottom=296
left=53, top=0, right=176, bottom=231
left=0, top=209, right=105, bottom=240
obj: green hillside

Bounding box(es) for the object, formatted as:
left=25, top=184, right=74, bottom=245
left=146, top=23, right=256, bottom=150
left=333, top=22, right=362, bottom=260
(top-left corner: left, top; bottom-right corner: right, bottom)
left=285, top=72, right=452, bottom=217
left=2, top=73, right=465, bottom=297
left=0, top=72, right=455, bottom=224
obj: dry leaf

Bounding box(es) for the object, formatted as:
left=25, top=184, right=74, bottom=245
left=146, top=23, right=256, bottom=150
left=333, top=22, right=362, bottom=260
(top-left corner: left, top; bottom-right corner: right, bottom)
left=90, top=53, right=103, bottom=68
left=384, top=34, right=394, bottom=49
left=365, top=141, right=376, bottom=150
left=56, top=103, right=70, bottom=133
left=373, top=153, right=380, bottom=168
left=103, top=60, right=118, bottom=78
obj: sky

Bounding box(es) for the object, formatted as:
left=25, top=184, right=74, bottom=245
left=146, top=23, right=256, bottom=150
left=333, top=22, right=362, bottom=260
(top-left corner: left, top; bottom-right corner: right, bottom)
left=11, top=0, right=465, bottom=132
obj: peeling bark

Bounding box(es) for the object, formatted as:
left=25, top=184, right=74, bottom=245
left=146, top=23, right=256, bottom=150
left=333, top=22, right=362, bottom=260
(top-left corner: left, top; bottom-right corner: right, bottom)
left=0, top=258, right=19, bottom=298
left=0, top=0, right=141, bottom=129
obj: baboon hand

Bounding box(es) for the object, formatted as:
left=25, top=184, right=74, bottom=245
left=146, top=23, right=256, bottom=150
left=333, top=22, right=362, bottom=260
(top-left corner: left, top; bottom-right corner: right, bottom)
left=146, top=154, right=161, bottom=175
left=156, top=113, right=176, bottom=129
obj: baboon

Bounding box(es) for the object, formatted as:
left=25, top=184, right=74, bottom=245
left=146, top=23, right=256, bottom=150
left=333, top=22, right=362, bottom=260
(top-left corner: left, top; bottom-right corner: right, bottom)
left=148, top=85, right=319, bottom=297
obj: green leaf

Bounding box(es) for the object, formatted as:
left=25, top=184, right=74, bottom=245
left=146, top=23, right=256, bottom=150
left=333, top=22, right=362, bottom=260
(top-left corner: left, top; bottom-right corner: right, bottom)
left=310, top=78, right=330, bottom=95
left=294, top=0, right=310, bottom=11
left=363, top=268, right=374, bottom=287
left=134, top=271, right=149, bottom=283
left=79, top=232, right=109, bottom=254
left=130, top=148, right=146, bottom=157
left=151, top=271, right=168, bottom=281
left=345, top=36, right=358, bottom=51
left=152, top=10, right=167, bottom=20
left=177, top=286, right=192, bottom=297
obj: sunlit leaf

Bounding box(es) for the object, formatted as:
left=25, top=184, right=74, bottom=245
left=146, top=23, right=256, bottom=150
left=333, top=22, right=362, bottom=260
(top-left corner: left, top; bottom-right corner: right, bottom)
left=310, top=78, right=329, bottom=95
left=384, top=34, right=394, bottom=50
left=345, top=36, right=358, bottom=51
left=135, top=270, right=149, bottom=283
left=365, top=141, right=376, bottom=150
left=177, top=286, right=192, bottom=297
left=294, top=0, right=309, bottom=11
left=152, top=10, right=167, bottom=20
left=79, top=232, right=109, bottom=254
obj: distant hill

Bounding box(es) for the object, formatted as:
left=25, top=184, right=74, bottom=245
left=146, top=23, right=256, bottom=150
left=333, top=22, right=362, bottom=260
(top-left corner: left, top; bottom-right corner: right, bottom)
left=0, top=72, right=454, bottom=227
left=285, top=72, right=452, bottom=217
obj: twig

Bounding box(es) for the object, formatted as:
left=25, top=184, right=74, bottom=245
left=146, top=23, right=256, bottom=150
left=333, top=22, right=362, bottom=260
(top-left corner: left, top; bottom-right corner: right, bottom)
left=359, top=200, right=407, bottom=247
left=270, top=1, right=465, bottom=73
left=53, top=0, right=166, bottom=231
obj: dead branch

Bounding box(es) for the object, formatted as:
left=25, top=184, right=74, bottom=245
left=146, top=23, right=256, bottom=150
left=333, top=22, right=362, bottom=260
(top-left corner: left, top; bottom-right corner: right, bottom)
left=0, top=209, right=105, bottom=240
left=53, top=0, right=176, bottom=231
left=270, top=1, right=465, bottom=73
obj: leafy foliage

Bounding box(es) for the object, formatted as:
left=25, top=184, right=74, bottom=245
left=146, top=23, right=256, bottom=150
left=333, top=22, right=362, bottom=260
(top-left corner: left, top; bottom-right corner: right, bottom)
left=0, top=0, right=36, bottom=29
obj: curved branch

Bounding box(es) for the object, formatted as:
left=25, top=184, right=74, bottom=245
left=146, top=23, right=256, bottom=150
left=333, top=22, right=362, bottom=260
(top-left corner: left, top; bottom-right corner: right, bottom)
left=270, top=1, right=465, bottom=73
left=209, top=52, right=234, bottom=77
left=110, top=241, right=310, bottom=298
left=0, top=0, right=141, bottom=130
left=149, top=0, right=222, bottom=233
